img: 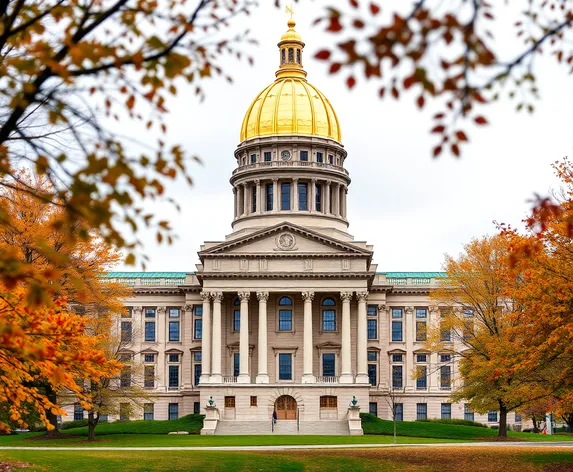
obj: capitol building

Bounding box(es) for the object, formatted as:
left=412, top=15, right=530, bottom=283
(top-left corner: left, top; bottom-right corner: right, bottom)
left=65, top=19, right=522, bottom=435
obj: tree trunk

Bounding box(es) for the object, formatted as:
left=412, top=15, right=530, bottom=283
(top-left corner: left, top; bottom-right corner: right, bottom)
left=44, top=386, right=60, bottom=437
left=564, top=413, right=573, bottom=433
left=87, top=411, right=99, bottom=441
left=532, top=417, right=540, bottom=434
left=498, top=404, right=508, bottom=438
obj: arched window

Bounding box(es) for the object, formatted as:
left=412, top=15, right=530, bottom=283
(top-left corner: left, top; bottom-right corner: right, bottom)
left=233, top=298, right=240, bottom=332
left=278, top=297, right=293, bottom=331
left=288, top=48, right=294, bottom=63
left=322, top=298, right=336, bottom=331
left=296, top=49, right=301, bottom=64
left=281, top=49, right=286, bottom=64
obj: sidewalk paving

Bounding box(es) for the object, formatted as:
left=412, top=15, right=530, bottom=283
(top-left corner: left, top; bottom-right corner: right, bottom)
left=1, top=442, right=572, bottom=451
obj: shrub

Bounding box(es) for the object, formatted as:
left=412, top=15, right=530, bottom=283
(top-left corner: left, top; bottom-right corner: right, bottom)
left=63, top=414, right=204, bottom=435
left=416, top=418, right=488, bottom=428
left=61, top=419, right=89, bottom=430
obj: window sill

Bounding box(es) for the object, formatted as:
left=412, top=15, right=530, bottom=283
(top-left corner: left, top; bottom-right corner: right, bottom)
left=319, top=330, right=339, bottom=335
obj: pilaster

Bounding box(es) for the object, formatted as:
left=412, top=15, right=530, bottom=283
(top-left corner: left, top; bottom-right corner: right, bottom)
left=339, top=291, right=353, bottom=383
left=237, top=291, right=251, bottom=383
left=355, top=291, right=369, bottom=384
left=301, top=291, right=316, bottom=383
left=256, top=291, right=270, bottom=383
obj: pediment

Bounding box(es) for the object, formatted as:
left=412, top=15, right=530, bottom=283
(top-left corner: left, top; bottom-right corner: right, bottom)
left=200, top=222, right=372, bottom=258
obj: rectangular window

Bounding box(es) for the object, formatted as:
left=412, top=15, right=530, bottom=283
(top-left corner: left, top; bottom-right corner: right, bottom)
left=73, top=403, right=84, bottom=421
left=367, top=305, right=377, bottom=316
left=264, top=151, right=272, bottom=162
left=233, top=309, right=240, bottom=332
left=278, top=353, right=293, bottom=380
left=441, top=403, right=452, bottom=420
left=488, top=411, right=498, bottom=422
left=121, top=321, right=132, bottom=343
left=515, top=413, right=522, bottom=423
left=316, top=152, right=323, bottom=163
left=395, top=403, right=403, bottom=422
left=367, top=351, right=378, bottom=361
left=168, top=353, right=180, bottom=363
left=120, top=366, right=131, bottom=388
left=322, top=353, right=335, bottom=377
left=194, top=352, right=202, bottom=362
left=392, top=365, right=403, bottom=389
left=169, top=308, right=180, bottom=318
left=392, top=354, right=403, bottom=363
left=252, top=186, right=257, bottom=213
left=169, top=321, right=180, bottom=342
left=416, top=321, right=427, bottom=342
left=368, top=319, right=377, bottom=339
left=168, top=365, right=179, bottom=388
left=369, top=402, right=378, bottom=416
left=144, top=321, right=156, bottom=342
left=315, top=184, right=322, bottom=211
left=320, top=396, right=337, bottom=408
left=266, top=184, right=273, bottom=211
left=144, top=365, right=154, bottom=388
left=168, top=403, right=179, bottom=420
left=440, top=365, right=451, bottom=389
left=144, top=354, right=155, bottom=363
left=440, top=354, right=452, bottom=363
left=328, top=154, right=334, bottom=164
left=194, top=319, right=202, bottom=340
left=250, top=396, right=257, bottom=407
left=322, top=310, right=336, bottom=331
left=416, top=366, right=427, bottom=389
left=464, top=404, right=474, bottom=422
left=194, top=402, right=200, bottom=414
left=281, top=182, right=291, bottom=210
left=233, top=353, right=239, bottom=377
left=298, top=182, right=308, bottom=210
left=300, top=150, right=308, bottom=161
left=440, top=316, right=451, bottom=342
left=392, top=308, right=403, bottom=318
left=416, top=308, right=427, bottom=318
left=144, top=403, right=154, bottom=421
left=279, top=310, right=292, bottom=331
left=416, top=403, right=428, bottom=420
left=194, top=364, right=201, bottom=386
left=416, top=354, right=427, bottom=363
left=145, top=308, right=156, bottom=318
left=195, top=306, right=202, bottom=317
left=250, top=154, right=256, bottom=164
left=391, top=321, right=403, bottom=341
left=119, top=403, right=129, bottom=421
left=225, top=396, right=235, bottom=408
left=368, top=364, right=377, bottom=386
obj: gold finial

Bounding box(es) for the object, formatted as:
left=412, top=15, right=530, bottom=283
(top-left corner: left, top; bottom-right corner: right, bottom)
left=286, top=4, right=294, bottom=20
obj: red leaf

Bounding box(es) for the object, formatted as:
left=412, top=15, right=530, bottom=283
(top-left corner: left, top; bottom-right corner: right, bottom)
left=391, top=87, right=399, bottom=99
left=347, top=75, right=356, bottom=89
left=379, top=87, right=385, bottom=98
left=328, top=17, right=343, bottom=32
left=417, top=95, right=425, bottom=109
left=433, top=145, right=443, bottom=157
left=329, top=63, right=342, bottom=74
left=431, top=125, right=445, bottom=133
left=403, top=75, right=416, bottom=89
left=349, top=0, right=359, bottom=7
left=315, top=50, right=331, bottom=60
left=474, top=116, right=488, bottom=125
left=370, top=2, right=381, bottom=15
left=353, top=19, right=365, bottom=29
left=451, top=143, right=460, bottom=157
left=456, top=130, right=468, bottom=142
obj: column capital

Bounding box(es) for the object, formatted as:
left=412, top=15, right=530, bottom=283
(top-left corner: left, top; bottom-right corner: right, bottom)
left=241, top=182, right=248, bottom=188
left=200, top=291, right=210, bottom=301
left=256, top=291, right=269, bottom=302
left=238, top=291, right=250, bottom=301
left=293, top=177, right=299, bottom=183
left=326, top=181, right=332, bottom=187
left=272, top=177, right=279, bottom=183
left=183, top=303, right=194, bottom=312
left=405, top=306, right=414, bottom=315
left=378, top=304, right=389, bottom=314
left=132, top=306, right=142, bottom=315
left=302, top=291, right=315, bottom=302
left=157, top=306, right=166, bottom=315
left=356, top=291, right=368, bottom=302
left=429, top=305, right=440, bottom=314
left=232, top=187, right=237, bottom=194
left=311, top=178, right=317, bottom=184
left=254, top=179, right=260, bottom=185
left=340, top=291, right=353, bottom=302
left=211, top=291, right=224, bottom=302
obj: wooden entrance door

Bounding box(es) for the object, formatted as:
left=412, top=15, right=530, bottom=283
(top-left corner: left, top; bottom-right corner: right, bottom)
left=275, top=395, right=297, bottom=420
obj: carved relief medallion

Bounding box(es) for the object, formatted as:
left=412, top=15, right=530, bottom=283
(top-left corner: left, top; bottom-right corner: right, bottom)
left=276, top=232, right=296, bottom=251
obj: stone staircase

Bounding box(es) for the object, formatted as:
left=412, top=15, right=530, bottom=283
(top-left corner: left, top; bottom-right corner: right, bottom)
left=214, top=420, right=349, bottom=435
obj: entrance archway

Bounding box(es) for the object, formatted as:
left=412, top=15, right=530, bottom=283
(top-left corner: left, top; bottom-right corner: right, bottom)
left=274, top=395, right=297, bottom=420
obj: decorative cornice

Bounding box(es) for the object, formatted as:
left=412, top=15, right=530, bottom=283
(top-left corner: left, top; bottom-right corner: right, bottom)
left=256, top=291, right=269, bottom=302
left=302, top=291, right=315, bottom=302
left=198, top=272, right=374, bottom=280
left=238, top=291, right=250, bottom=301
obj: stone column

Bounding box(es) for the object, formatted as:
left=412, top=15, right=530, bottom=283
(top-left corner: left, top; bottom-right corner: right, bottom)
left=301, top=291, right=315, bottom=383
left=157, top=306, right=166, bottom=389
left=404, top=306, right=414, bottom=391
left=378, top=304, right=390, bottom=389
left=272, top=178, right=279, bottom=212
left=256, top=179, right=262, bottom=213
left=429, top=306, right=440, bottom=392
left=182, top=304, right=194, bottom=389
left=256, top=291, right=269, bottom=383
left=233, top=187, right=237, bottom=219
left=333, top=184, right=340, bottom=216
left=356, top=291, right=369, bottom=384
left=310, top=179, right=317, bottom=212
left=242, top=183, right=248, bottom=215
left=340, top=292, right=353, bottom=383
left=342, top=186, right=348, bottom=219
left=199, top=293, right=211, bottom=384
left=293, top=178, right=299, bottom=211
left=237, top=291, right=251, bottom=383
left=210, top=292, right=223, bottom=383
left=325, top=182, right=331, bottom=214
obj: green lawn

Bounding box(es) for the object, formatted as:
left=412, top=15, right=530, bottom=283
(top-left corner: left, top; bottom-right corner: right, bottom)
left=1, top=448, right=572, bottom=471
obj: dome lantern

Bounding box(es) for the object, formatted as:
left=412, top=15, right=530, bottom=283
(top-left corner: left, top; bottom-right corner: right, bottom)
left=276, top=18, right=306, bottom=80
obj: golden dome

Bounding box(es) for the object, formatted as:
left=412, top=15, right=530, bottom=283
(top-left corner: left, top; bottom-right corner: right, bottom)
left=239, top=19, right=342, bottom=143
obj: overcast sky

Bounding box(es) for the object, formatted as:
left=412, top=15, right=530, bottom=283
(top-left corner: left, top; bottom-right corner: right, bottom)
left=117, top=1, right=572, bottom=273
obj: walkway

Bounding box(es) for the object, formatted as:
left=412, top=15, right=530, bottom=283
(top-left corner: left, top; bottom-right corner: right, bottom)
left=1, top=442, right=572, bottom=451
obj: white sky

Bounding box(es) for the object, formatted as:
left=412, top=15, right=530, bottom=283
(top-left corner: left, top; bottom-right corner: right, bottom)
left=117, top=1, right=571, bottom=273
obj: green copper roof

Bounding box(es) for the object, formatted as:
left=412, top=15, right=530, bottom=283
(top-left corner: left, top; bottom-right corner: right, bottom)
left=379, top=272, right=446, bottom=278
left=103, top=272, right=190, bottom=278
